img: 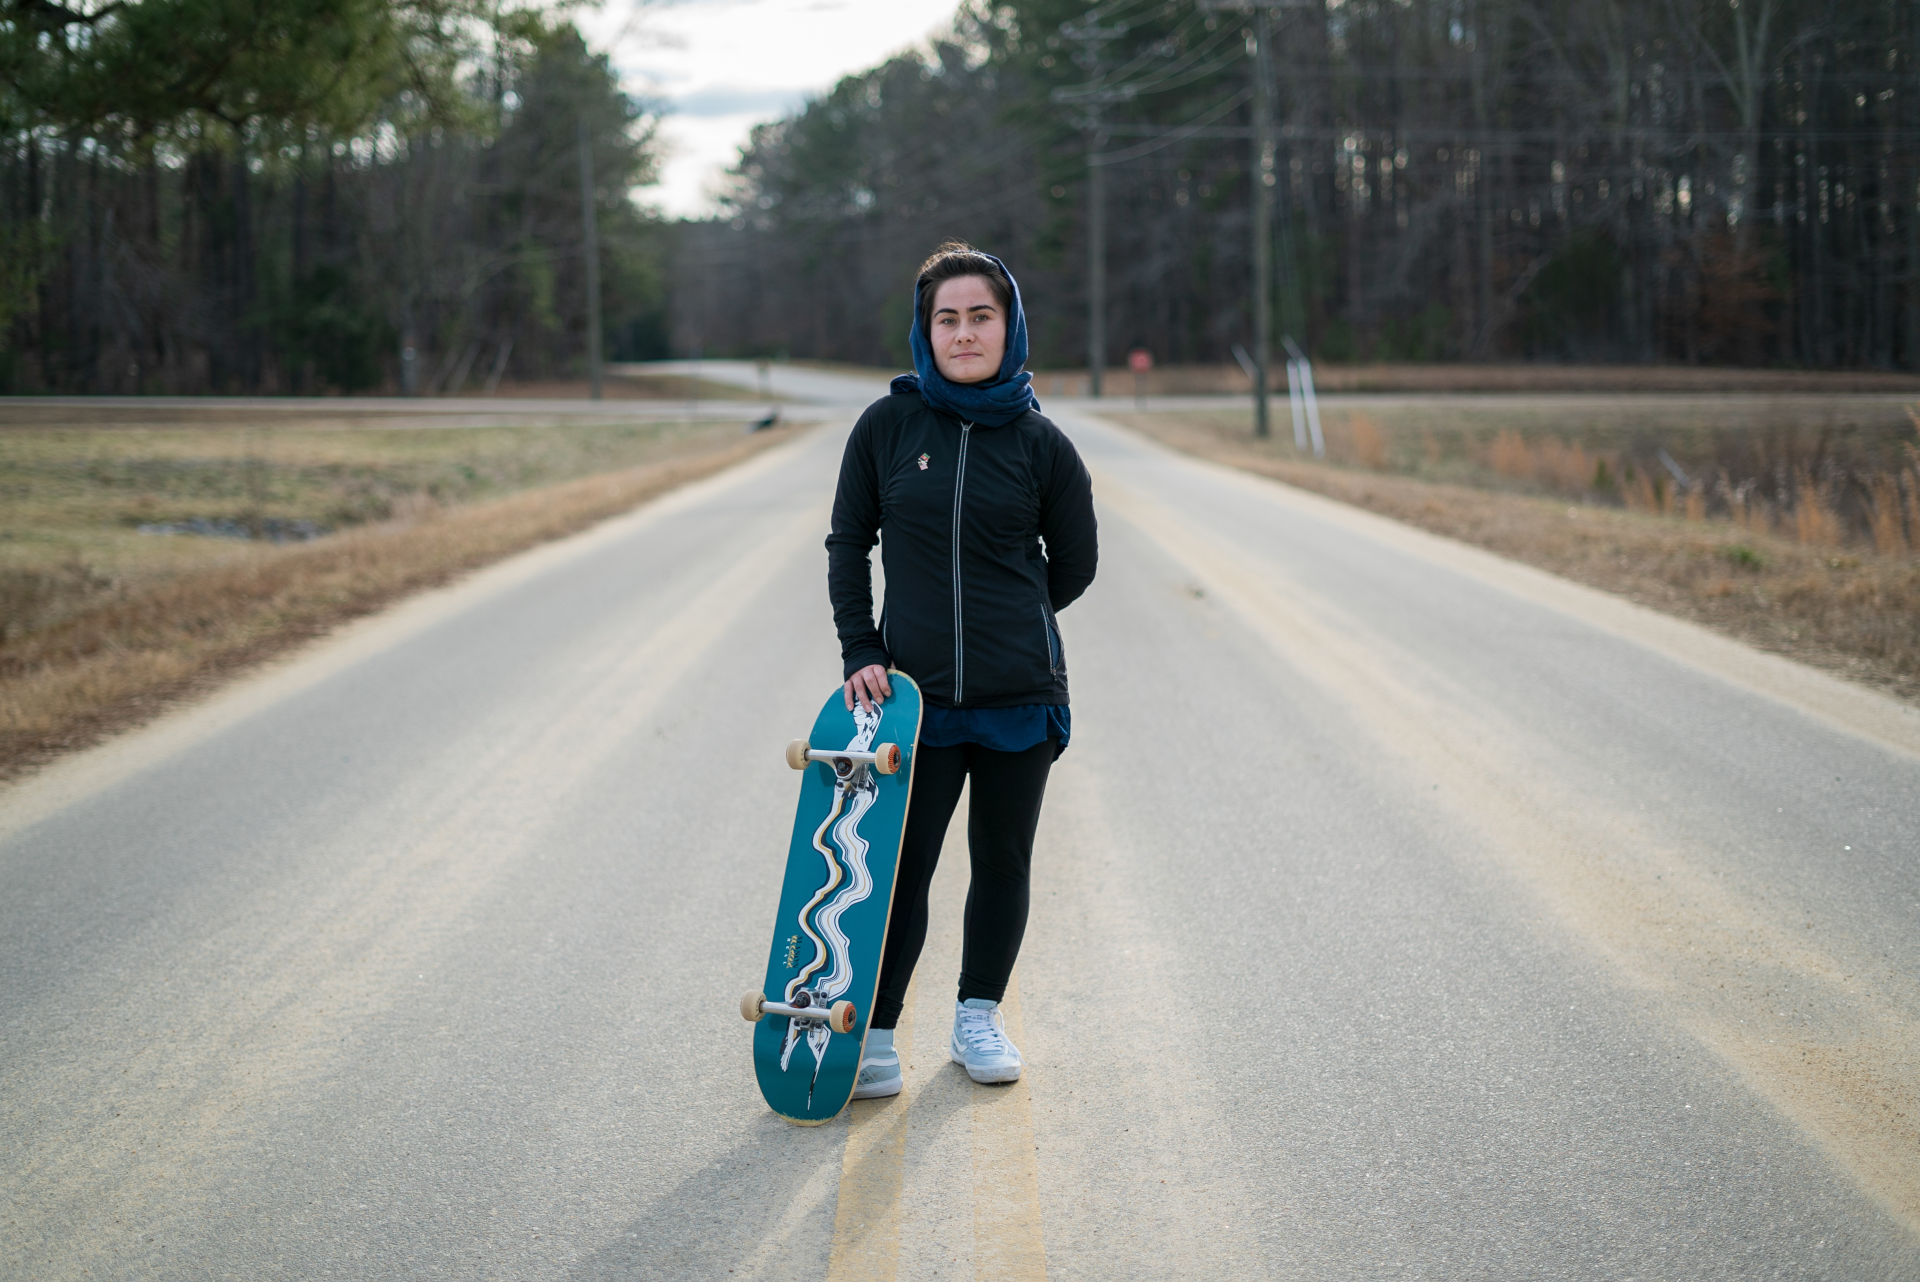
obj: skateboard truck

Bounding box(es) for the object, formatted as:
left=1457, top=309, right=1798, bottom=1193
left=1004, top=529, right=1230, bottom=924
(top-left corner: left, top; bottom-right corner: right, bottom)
left=786, top=740, right=901, bottom=776
left=740, top=990, right=858, bottom=1034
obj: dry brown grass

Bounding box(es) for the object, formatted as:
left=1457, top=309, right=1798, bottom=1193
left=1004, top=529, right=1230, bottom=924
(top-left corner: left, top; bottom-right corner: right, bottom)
left=1161, top=399, right=1920, bottom=554
left=1113, top=410, right=1920, bottom=704
left=1023, top=363, right=1920, bottom=397
left=1470, top=419, right=1920, bottom=554
left=0, top=426, right=794, bottom=781
left=1299, top=364, right=1920, bottom=394
left=485, top=373, right=757, bottom=401
left=0, top=414, right=777, bottom=637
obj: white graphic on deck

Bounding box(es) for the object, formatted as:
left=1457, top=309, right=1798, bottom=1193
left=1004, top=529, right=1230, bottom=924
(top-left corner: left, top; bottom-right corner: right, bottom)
left=779, top=703, right=882, bottom=1104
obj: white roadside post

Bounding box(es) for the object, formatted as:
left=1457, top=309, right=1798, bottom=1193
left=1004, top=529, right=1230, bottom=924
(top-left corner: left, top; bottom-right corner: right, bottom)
left=1283, top=335, right=1325, bottom=457
left=1231, top=342, right=1258, bottom=386
left=1301, top=359, right=1325, bottom=458
left=1285, top=357, right=1308, bottom=451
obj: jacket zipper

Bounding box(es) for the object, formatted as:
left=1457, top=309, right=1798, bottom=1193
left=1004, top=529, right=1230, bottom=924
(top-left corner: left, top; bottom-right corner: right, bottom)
left=1040, top=606, right=1058, bottom=672
left=951, top=422, right=973, bottom=703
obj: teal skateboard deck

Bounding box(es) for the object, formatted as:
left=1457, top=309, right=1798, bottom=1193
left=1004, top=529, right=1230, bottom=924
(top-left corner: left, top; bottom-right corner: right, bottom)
left=743, top=671, right=922, bottom=1124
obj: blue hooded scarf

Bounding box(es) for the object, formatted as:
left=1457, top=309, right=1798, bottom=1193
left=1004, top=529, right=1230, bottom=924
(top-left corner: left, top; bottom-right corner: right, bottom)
left=890, top=252, right=1039, bottom=428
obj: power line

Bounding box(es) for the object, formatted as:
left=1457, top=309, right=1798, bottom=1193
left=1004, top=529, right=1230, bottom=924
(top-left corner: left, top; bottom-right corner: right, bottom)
left=1096, top=122, right=1920, bottom=145
left=1091, top=89, right=1250, bottom=165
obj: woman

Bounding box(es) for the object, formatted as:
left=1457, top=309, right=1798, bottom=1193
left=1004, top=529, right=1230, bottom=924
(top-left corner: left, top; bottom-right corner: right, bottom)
left=826, top=242, right=1098, bottom=1098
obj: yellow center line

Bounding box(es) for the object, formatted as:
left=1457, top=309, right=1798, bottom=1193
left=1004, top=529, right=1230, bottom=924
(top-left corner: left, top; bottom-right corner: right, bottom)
left=826, top=777, right=1051, bottom=1279
left=828, top=978, right=912, bottom=1280
left=826, top=969, right=1051, bottom=1280
left=971, top=971, right=1049, bottom=1281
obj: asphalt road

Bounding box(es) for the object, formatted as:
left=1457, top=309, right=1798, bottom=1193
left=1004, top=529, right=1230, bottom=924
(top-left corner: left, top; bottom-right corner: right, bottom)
left=4, top=368, right=1918, bottom=1279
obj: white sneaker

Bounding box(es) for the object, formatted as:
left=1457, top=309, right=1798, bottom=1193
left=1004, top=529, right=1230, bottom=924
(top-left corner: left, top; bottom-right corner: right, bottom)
left=852, top=1031, right=901, bottom=1099
left=950, top=998, right=1022, bottom=1084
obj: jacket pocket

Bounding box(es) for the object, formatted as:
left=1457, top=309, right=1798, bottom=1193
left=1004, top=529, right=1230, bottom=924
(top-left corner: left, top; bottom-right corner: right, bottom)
left=1040, top=603, right=1064, bottom=677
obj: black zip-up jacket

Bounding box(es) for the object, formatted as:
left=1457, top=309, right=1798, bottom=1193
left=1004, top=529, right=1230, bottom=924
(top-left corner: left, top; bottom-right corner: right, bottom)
left=827, top=391, right=1098, bottom=708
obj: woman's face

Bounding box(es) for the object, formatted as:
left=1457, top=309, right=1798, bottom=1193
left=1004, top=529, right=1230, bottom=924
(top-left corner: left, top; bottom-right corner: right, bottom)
left=928, top=275, right=1007, bottom=385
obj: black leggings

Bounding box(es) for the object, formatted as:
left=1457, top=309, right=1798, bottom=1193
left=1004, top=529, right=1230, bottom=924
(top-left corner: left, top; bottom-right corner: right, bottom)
left=870, top=739, right=1055, bottom=1029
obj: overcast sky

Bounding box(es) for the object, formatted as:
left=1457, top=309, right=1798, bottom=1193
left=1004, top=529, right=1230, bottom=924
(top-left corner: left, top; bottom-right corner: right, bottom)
left=581, top=0, right=965, bottom=219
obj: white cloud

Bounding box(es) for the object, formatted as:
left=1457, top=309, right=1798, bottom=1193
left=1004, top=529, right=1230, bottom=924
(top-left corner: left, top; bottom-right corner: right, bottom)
left=583, top=0, right=964, bottom=218
left=671, top=85, right=810, bottom=118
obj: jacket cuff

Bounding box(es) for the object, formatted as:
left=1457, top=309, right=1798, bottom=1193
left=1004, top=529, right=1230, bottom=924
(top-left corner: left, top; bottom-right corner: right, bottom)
left=842, top=644, right=892, bottom=680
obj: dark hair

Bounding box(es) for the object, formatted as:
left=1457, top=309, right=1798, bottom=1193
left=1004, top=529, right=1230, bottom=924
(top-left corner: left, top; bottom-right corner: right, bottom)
left=915, top=241, right=1013, bottom=337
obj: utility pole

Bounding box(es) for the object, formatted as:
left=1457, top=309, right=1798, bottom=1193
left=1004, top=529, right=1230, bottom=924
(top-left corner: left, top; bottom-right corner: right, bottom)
left=1249, top=6, right=1273, bottom=438
left=1201, top=0, right=1305, bottom=438
left=1088, top=143, right=1106, bottom=397
left=1054, top=14, right=1132, bottom=398
left=578, top=118, right=603, bottom=401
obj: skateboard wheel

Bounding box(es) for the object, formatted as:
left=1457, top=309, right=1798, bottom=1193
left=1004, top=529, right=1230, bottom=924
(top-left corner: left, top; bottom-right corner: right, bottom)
left=741, top=991, right=765, bottom=1022
left=874, top=743, right=900, bottom=775
left=829, top=1000, right=857, bottom=1034
left=785, top=739, right=810, bottom=771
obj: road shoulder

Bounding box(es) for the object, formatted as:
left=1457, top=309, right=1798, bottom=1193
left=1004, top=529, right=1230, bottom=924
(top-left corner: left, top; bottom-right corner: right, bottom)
left=0, top=425, right=818, bottom=837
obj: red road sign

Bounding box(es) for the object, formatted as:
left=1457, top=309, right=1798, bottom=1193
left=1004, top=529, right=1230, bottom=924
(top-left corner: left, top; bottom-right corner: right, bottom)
left=1128, top=348, right=1153, bottom=372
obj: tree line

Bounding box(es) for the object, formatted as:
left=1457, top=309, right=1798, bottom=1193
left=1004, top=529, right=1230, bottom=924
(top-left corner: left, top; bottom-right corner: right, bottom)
left=677, top=0, right=1920, bottom=372
left=1, top=0, right=667, bottom=394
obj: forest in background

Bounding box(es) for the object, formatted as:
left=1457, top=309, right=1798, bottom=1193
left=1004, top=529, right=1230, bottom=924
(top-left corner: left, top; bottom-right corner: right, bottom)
left=1, top=0, right=668, bottom=394
left=678, top=0, right=1920, bottom=372
left=10, top=0, right=1920, bottom=393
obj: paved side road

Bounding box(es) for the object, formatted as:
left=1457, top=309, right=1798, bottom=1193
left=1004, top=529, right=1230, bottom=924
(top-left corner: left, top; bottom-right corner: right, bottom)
left=2, top=382, right=1917, bottom=1278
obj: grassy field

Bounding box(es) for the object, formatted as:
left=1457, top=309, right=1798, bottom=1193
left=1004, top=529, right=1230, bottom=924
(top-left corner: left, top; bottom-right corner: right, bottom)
left=484, top=372, right=762, bottom=402
left=1137, top=397, right=1920, bottom=546
left=1027, top=363, right=1920, bottom=398
left=1111, top=406, right=1920, bottom=703
left=0, top=413, right=795, bottom=779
